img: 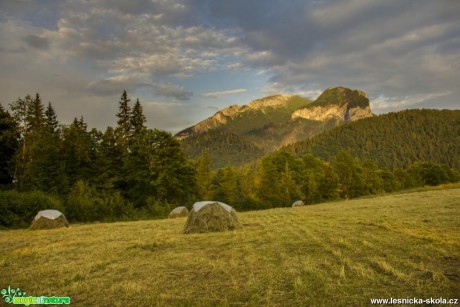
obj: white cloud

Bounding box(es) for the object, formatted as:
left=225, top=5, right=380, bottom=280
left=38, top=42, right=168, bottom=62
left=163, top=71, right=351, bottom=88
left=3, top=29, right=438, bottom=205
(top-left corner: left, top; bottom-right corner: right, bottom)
left=371, top=91, right=453, bottom=112
left=1, top=0, right=459, bottom=132
left=202, top=88, right=247, bottom=98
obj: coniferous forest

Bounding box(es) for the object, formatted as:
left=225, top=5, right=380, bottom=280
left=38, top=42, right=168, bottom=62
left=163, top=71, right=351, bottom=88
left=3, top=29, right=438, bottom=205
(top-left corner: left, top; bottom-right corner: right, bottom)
left=1, top=92, right=459, bottom=228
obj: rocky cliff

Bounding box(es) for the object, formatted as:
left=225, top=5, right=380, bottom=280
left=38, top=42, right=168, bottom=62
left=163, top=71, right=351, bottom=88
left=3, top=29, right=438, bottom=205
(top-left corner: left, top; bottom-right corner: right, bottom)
left=291, top=87, right=373, bottom=122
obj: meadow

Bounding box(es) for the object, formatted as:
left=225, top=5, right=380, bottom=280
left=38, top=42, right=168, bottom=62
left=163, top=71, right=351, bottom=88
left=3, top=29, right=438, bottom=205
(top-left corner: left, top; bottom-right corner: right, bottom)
left=1, top=187, right=459, bottom=306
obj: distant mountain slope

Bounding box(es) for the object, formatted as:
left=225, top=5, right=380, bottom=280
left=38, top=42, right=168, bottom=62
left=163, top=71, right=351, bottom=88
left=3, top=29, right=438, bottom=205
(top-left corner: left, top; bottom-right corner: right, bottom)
left=176, top=95, right=312, bottom=139
left=180, top=130, right=265, bottom=168
left=177, top=87, right=374, bottom=168
left=283, top=109, right=460, bottom=170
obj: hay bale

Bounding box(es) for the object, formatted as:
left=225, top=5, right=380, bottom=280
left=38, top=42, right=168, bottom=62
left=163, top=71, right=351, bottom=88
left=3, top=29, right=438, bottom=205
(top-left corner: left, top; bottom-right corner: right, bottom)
left=169, top=206, right=189, bottom=218
left=183, top=201, right=242, bottom=234
left=29, top=210, right=70, bottom=230
left=292, top=200, right=305, bottom=207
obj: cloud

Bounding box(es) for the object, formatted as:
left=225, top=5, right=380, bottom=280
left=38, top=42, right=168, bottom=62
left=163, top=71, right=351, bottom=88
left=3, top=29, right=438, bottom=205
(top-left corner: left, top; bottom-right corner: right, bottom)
left=202, top=88, right=247, bottom=98
left=1, top=0, right=459, bottom=133
left=22, top=34, right=50, bottom=50
left=88, top=75, right=193, bottom=100
left=152, top=83, right=193, bottom=101
left=371, top=91, right=453, bottom=112
left=87, top=75, right=146, bottom=96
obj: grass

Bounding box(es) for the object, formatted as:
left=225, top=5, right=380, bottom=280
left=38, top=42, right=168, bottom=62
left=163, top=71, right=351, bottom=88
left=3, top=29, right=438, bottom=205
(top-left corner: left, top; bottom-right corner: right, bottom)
left=1, top=188, right=459, bottom=306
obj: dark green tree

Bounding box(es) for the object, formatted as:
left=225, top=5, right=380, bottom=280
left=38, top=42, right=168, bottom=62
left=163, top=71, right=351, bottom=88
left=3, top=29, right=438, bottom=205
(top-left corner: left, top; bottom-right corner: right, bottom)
left=209, top=166, right=241, bottom=206
left=26, top=93, right=45, bottom=132
left=115, top=90, right=131, bottom=155
left=408, top=161, right=459, bottom=186
left=332, top=150, right=366, bottom=199
left=361, top=159, right=384, bottom=194
left=44, top=102, right=59, bottom=133
left=279, top=162, right=302, bottom=206
left=318, top=162, right=339, bottom=201
left=9, top=94, right=47, bottom=190
left=60, top=117, right=94, bottom=192
left=302, top=154, right=325, bottom=204
left=0, top=104, right=19, bottom=186
left=131, top=98, right=146, bottom=136
left=123, top=131, right=152, bottom=208
left=147, top=129, right=197, bottom=204
left=256, top=156, right=282, bottom=208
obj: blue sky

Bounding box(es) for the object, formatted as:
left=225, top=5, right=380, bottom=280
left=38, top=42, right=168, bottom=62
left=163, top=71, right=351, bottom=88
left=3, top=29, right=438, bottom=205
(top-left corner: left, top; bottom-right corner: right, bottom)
left=0, top=0, right=459, bottom=132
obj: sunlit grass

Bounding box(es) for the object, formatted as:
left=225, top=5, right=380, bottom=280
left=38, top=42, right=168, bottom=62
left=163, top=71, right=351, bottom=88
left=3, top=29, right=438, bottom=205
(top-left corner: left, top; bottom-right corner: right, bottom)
left=1, top=188, right=459, bottom=306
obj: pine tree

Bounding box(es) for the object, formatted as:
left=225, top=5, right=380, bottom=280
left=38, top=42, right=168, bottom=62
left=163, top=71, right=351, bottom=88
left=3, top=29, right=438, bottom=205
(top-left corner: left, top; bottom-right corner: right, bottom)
left=131, top=98, right=146, bottom=136
left=115, top=90, right=131, bottom=154
left=60, top=117, right=93, bottom=192
left=30, top=102, right=61, bottom=192
left=93, top=126, right=124, bottom=191
left=44, top=102, right=59, bottom=133
left=26, top=93, right=45, bottom=132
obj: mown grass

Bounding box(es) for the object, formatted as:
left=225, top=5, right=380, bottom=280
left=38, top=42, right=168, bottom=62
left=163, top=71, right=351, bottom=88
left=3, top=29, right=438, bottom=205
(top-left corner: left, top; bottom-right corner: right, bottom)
left=1, top=188, right=459, bottom=306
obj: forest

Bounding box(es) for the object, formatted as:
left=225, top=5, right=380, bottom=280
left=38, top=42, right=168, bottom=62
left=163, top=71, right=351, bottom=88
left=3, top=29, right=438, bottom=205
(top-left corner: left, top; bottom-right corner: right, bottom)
left=1, top=92, right=459, bottom=228
left=284, top=109, right=460, bottom=170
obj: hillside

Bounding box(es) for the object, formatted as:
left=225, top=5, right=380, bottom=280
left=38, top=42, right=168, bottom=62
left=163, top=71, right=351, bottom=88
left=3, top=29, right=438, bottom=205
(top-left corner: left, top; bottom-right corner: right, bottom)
left=284, top=109, right=460, bottom=170
left=178, top=87, right=373, bottom=168
left=1, top=187, right=459, bottom=306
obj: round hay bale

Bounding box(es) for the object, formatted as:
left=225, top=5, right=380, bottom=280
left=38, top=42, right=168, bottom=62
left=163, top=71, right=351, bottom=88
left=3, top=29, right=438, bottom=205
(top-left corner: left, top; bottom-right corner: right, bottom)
left=292, top=200, right=305, bottom=207
left=183, top=201, right=242, bottom=234
left=169, top=206, right=189, bottom=218
left=29, top=210, right=70, bottom=230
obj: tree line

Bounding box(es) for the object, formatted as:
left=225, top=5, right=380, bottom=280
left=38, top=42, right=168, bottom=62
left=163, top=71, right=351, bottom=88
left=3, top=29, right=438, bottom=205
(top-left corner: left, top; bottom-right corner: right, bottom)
left=1, top=92, right=195, bottom=227
left=1, top=92, right=459, bottom=228
left=194, top=149, right=459, bottom=212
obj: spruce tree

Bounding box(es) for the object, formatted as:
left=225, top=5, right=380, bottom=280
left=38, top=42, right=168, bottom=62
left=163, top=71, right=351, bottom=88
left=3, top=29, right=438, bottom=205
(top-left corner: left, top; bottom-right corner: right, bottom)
left=45, top=102, right=59, bottom=133
left=115, top=90, right=131, bottom=154
left=26, top=93, right=45, bottom=132
left=131, top=98, right=146, bottom=136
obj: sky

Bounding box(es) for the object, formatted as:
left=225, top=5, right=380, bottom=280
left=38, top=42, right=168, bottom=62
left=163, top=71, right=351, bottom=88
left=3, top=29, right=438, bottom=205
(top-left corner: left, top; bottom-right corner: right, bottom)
left=0, top=0, right=459, bottom=133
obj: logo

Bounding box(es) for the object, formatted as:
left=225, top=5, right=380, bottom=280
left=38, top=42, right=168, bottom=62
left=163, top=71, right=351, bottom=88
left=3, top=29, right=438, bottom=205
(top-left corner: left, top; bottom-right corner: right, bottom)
left=1, top=285, right=70, bottom=305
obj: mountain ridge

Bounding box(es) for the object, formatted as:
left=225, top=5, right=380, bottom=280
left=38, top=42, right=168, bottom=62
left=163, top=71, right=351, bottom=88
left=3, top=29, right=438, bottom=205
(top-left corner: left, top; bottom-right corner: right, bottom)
left=177, top=86, right=375, bottom=168
left=175, top=94, right=302, bottom=140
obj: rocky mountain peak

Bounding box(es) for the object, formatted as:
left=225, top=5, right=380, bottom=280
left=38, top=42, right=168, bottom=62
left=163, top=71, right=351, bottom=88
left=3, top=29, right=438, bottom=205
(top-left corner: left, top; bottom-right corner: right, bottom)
left=291, top=87, right=373, bottom=122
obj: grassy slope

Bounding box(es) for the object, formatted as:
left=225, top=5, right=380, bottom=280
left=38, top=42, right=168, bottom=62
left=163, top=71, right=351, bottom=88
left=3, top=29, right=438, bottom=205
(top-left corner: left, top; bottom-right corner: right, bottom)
left=214, top=95, right=312, bottom=135
left=1, top=188, right=459, bottom=306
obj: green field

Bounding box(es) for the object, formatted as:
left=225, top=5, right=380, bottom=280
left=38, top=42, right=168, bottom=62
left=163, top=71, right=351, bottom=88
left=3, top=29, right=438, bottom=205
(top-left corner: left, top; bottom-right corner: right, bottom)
left=1, top=188, right=459, bottom=306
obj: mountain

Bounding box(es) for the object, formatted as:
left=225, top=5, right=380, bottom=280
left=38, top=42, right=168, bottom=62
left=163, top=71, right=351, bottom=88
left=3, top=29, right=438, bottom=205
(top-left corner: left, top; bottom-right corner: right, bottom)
left=176, top=95, right=311, bottom=141
left=177, top=86, right=374, bottom=168
left=292, top=86, right=373, bottom=122
left=283, top=109, right=460, bottom=170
